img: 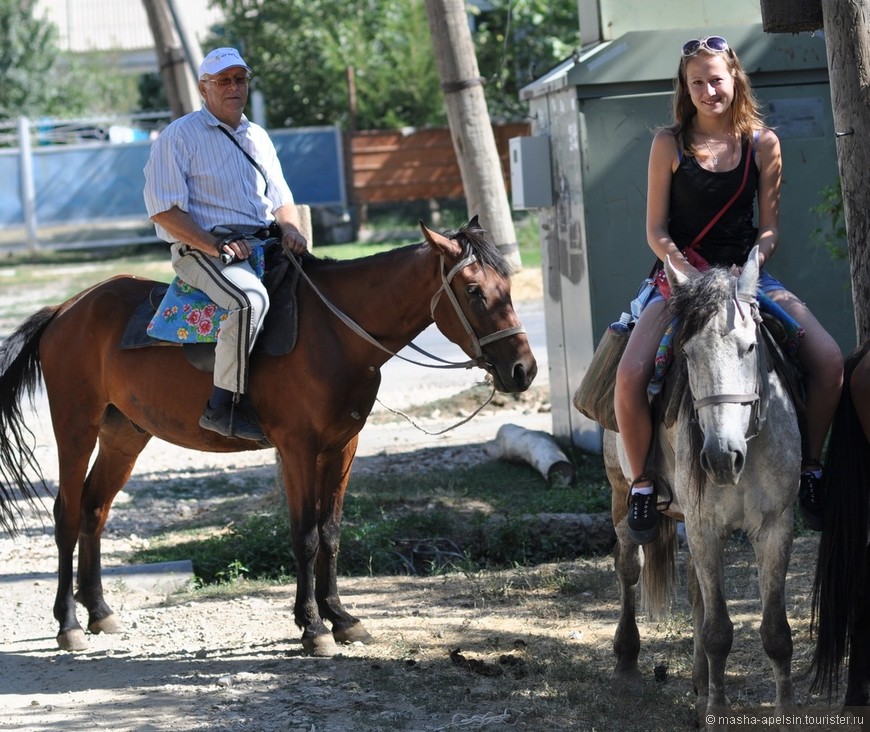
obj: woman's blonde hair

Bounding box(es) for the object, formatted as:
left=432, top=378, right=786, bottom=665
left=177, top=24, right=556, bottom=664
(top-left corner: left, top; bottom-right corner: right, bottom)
left=670, top=44, right=766, bottom=154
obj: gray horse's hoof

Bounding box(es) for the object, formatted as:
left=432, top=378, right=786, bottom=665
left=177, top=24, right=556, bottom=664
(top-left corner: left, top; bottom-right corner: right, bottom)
left=333, top=622, right=373, bottom=645
left=57, top=628, right=89, bottom=652
left=302, top=634, right=340, bottom=657
left=88, top=614, right=123, bottom=635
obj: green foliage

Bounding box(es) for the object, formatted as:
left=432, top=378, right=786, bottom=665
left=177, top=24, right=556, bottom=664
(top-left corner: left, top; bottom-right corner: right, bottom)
left=472, top=0, right=580, bottom=121
left=811, top=180, right=848, bottom=262
left=134, top=448, right=612, bottom=585
left=138, top=72, right=170, bottom=113
left=207, top=0, right=578, bottom=129
left=0, top=1, right=147, bottom=123
left=0, top=0, right=62, bottom=120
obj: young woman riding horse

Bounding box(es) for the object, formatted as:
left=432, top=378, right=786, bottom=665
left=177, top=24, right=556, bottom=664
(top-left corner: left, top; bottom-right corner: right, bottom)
left=606, top=251, right=802, bottom=728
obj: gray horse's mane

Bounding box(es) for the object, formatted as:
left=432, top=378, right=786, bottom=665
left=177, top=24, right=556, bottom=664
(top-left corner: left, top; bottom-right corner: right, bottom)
left=667, top=267, right=735, bottom=344
left=659, top=266, right=739, bottom=501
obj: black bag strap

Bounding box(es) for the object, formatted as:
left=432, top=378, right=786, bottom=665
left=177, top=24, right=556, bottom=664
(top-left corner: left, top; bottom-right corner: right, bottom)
left=217, top=125, right=269, bottom=196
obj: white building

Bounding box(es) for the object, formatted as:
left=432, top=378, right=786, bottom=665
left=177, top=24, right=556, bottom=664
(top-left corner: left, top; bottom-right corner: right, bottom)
left=36, top=0, right=222, bottom=72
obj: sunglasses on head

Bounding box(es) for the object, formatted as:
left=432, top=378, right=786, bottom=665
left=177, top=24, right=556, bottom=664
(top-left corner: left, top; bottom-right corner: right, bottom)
left=681, top=36, right=730, bottom=57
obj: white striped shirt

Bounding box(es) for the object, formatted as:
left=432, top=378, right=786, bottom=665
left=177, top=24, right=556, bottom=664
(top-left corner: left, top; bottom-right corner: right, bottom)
left=143, top=106, right=294, bottom=242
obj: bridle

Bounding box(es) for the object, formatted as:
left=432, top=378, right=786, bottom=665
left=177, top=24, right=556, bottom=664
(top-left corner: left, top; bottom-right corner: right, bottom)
left=426, top=252, right=526, bottom=366
left=286, top=248, right=524, bottom=370
left=689, top=289, right=769, bottom=440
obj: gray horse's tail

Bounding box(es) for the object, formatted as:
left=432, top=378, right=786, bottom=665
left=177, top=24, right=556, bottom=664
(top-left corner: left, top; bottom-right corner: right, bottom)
left=0, top=306, right=57, bottom=535
left=640, top=515, right=679, bottom=620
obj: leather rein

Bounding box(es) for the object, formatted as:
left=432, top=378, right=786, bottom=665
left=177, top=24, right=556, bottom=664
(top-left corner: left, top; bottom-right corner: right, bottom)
left=285, top=248, right=525, bottom=370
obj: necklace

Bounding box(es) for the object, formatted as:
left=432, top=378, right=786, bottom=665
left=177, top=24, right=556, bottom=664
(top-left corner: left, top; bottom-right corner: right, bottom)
left=704, top=140, right=719, bottom=168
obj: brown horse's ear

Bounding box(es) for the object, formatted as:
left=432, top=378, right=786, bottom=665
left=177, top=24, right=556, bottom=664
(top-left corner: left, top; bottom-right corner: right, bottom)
left=419, top=220, right=462, bottom=257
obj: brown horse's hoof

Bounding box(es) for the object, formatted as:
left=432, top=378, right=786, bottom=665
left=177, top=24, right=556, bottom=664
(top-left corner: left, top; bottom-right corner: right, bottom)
left=333, top=622, right=374, bottom=645
left=302, top=634, right=340, bottom=657
left=57, top=629, right=89, bottom=652
left=88, top=614, right=123, bottom=635
left=610, top=668, right=643, bottom=697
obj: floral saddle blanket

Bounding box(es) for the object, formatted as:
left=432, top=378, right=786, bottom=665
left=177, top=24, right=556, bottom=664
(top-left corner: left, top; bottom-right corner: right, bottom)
left=119, top=244, right=301, bottom=369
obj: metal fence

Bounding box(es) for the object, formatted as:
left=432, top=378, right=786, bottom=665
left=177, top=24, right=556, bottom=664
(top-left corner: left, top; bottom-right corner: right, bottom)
left=0, top=114, right=347, bottom=253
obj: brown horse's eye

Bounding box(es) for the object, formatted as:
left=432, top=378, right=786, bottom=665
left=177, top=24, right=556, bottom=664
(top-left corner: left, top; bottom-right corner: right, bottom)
left=466, top=284, right=485, bottom=303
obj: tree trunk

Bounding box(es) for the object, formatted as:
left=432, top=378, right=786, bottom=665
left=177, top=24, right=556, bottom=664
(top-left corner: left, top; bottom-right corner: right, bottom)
left=424, top=0, right=522, bottom=271
left=821, top=0, right=870, bottom=344
left=142, top=0, right=201, bottom=119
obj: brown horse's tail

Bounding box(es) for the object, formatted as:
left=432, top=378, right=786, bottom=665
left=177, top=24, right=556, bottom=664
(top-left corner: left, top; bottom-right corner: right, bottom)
left=0, top=306, right=58, bottom=535
left=808, top=343, right=870, bottom=700
left=639, top=515, right=679, bottom=621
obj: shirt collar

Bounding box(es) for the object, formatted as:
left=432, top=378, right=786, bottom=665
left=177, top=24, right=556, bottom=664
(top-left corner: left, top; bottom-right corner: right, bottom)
left=200, top=104, right=249, bottom=133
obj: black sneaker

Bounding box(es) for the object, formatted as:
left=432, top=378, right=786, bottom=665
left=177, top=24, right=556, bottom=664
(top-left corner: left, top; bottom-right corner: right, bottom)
left=798, top=471, right=824, bottom=531
left=627, top=490, right=659, bottom=545
left=199, top=402, right=265, bottom=442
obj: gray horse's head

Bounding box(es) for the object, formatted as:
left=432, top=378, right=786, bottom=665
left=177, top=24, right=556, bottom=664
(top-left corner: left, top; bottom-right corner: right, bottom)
left=665, top=247, right=762, bottom=485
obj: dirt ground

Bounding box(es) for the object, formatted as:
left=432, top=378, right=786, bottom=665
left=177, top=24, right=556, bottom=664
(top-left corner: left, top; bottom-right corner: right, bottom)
left=0, top=263, right=864, bottom=731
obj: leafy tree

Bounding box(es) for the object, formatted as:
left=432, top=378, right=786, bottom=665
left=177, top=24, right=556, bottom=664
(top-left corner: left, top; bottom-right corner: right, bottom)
left=472, top=0, right=580, bottom=121
left=0, top=0, right=64, bottom=120
left=0, top=1, right=144, bottom=125
left=208, top=0, right=578, bottom=130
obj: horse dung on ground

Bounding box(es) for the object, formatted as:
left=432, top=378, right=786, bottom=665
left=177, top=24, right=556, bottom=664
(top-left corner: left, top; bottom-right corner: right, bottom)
left=0, top=218, right=536, bottom=657
left=603, top=247, right=802, bottom=729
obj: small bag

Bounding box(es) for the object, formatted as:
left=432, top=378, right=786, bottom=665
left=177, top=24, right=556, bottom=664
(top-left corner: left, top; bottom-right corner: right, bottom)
left=572, top=316, right=631, bottom=432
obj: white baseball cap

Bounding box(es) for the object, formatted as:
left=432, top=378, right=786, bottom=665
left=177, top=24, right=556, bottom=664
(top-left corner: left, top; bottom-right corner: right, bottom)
left=198, top=48, right=252, bottom=79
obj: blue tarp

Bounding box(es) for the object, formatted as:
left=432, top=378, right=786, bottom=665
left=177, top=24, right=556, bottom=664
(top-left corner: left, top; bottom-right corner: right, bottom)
left=0, top=126, right=346, bottom=228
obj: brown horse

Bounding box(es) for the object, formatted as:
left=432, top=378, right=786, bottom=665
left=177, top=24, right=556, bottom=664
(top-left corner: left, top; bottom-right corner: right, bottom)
left=0, top=219, right=536, bottom=656
left=809, top=339, right=870, bottom=715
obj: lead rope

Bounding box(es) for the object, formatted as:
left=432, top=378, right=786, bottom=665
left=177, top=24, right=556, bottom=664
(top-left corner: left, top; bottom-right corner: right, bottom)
left=373, top=387, right=497, bottom=436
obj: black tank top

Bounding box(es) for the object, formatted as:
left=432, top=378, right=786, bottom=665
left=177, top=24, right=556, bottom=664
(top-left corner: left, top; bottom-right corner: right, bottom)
left=669, top=137, right=759, bottom=267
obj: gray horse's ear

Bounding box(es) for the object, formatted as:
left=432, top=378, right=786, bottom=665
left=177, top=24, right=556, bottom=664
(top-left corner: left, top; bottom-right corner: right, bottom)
left=737, top=246, right=760, bottom=300
left=665, top=254, right=690, bottom=290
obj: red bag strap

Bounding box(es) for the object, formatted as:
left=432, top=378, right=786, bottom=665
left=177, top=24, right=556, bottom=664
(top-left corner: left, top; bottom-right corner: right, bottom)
left=689, top=137, right=754, bottom=250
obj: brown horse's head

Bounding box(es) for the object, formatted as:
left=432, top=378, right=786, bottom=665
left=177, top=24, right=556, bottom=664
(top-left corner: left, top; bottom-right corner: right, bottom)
left=420, top=217, right=537, bottom=393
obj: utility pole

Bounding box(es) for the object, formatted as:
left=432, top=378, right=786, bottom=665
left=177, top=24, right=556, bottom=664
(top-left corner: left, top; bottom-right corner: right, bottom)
left=424, top=0, right=522, bottom=271
left=142, top=0, right=202, bottom=119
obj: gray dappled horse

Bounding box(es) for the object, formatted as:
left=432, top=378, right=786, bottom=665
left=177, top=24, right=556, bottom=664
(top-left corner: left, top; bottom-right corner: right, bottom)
left=605, top=248, right=801, bottom=729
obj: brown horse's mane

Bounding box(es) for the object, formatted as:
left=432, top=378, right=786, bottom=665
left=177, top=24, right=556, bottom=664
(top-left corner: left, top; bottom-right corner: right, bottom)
left=300, top=221, right=510, bottom=277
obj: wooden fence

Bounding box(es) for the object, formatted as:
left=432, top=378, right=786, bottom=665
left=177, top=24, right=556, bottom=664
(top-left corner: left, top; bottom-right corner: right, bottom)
left=350, top=122, right=530, bottom=205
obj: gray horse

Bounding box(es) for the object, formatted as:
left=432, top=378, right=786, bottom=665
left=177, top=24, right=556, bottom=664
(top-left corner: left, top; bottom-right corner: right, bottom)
left=605, top=248, right=801, bottom=729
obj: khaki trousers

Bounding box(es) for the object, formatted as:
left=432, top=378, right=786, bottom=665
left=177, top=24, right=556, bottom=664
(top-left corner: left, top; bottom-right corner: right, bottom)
left=170, top=243, right=269, bottom=394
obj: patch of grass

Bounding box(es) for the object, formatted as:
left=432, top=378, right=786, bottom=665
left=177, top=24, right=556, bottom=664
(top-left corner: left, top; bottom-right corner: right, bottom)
left=132, top=448, right=612, bottom=586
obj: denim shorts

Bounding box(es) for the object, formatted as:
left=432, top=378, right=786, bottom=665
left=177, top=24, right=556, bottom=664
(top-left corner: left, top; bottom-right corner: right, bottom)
left=641, top=269, right=785, bottom=311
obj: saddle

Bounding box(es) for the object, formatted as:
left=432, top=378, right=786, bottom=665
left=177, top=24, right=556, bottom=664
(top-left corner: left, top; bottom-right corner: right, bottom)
left=120, top=240, right=302, bottom=372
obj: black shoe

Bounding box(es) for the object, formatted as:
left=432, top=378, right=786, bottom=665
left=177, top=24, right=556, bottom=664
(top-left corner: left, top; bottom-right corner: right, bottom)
left=799, top=471, right=824, bottom=531
left=199, top=402, right=265, bottom=442
left=627, top=490, right=659, bottom=545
